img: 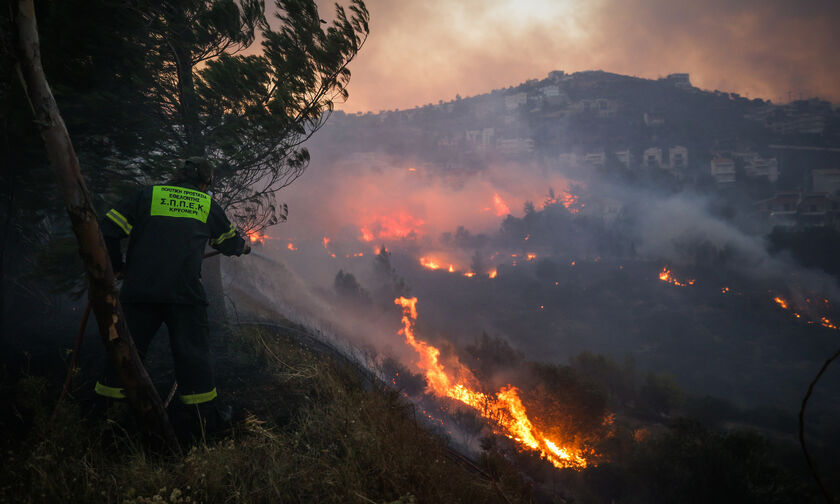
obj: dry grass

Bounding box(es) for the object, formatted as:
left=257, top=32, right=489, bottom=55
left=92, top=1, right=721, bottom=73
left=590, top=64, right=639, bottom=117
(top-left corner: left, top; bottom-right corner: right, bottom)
left=0, top=325, right=532, bottom=503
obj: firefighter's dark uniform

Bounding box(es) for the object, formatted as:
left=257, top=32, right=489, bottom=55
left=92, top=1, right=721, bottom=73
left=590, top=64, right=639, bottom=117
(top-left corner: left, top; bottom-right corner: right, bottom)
left=95, top=182, right=246, bottom=407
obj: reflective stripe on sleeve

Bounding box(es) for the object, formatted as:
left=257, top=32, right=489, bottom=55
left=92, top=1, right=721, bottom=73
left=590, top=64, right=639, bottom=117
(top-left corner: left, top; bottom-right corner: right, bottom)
left=94, top=381, right=126, bottom=399
left=179, top=387, right=218, bottom=405
left=210, top=224, right=236, bottom=246
left=105, top=209, right=132, bottom=235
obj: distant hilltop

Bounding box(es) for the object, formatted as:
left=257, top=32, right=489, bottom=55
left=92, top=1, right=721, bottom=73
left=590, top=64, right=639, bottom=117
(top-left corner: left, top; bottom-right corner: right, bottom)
left=338, top=69, right=831, bottom=122
left=319, top=68, right=840, bottom=223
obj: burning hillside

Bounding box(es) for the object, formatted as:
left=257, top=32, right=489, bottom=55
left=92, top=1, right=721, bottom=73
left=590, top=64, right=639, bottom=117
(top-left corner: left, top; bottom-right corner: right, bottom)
left=394, top=296, right=597, bottom=469
left=773, top=295, right=838, bottom=330
left=658, top=267, right=695, bottom=287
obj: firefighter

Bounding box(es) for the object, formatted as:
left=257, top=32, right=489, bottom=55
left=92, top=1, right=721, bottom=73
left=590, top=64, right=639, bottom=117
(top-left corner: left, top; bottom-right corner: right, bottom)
left=94, top=156, right=249, bottom=434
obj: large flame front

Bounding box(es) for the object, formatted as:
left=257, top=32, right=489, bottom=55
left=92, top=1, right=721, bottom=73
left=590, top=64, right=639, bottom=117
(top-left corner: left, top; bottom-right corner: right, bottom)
left=394, top=297, right=590, bottom=469
left=360, top=212, right=425, bottom=242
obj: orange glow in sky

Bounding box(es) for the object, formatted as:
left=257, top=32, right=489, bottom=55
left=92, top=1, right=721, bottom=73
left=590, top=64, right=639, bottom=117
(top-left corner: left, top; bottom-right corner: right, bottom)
left=304, top=0, right=840, bottom=113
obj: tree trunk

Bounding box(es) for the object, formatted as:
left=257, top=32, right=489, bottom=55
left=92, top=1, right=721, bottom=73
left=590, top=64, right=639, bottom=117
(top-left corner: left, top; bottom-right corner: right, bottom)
left=13, top=0, right=179, bottom=451
left=0, top=117, right=13, bottom=349
left=169, top=7, right=203, bottom=157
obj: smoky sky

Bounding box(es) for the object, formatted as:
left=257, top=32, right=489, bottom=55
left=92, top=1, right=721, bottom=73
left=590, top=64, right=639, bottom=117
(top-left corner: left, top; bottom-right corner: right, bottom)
left=309, top=0, right=840, bottom=112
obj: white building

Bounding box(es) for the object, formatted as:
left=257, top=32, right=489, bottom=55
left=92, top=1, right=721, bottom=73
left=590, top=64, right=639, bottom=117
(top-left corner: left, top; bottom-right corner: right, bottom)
left=584, top=151, right=606, bottom=168
left=643, top=147, right=663, bottom=168
left=664, top=73, right=691, bottom=89
left=711, top=157, right=736, bottom=184
left=669, top=146, right=688, bottom=172
left=496, top=138, right=535, bottom=156
left=745, top=157, right=779, bottom=182
left=614, top=149, right=633, bottom=168
left=465, top=128, right=495, bottom=151
left=571, top=98, right=617, bottom=118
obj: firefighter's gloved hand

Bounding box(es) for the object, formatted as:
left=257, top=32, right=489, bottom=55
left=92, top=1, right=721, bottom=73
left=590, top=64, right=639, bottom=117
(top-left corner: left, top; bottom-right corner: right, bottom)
left=242, top=243, right=251, bottom=255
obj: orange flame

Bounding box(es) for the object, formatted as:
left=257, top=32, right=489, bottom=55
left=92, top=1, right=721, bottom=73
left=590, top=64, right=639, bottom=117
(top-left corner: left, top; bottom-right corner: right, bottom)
left=493, top=193, right=511, bottom=216
left=448, top=265, right=455, bottom=273
left=420, top=257, right=441, bottom=270
left=772, top=295, right=815, bottom=324
left=361, top=227, right=375, bottom=242
left=287, top=242, right=297, bottom=251
left=246, top=230, right=268, bottom=244
left=464, top=272, right=476, bottom=278
left=820, top=317, right=838, bottom=330
left=526, top=253, right=537, bottom=261
left=361, top=212, right=425, bottom=242
left=658, top=267, right=695, bottom=287
left=395, top=297, right=591, bottom=469
left=322, top=236, right=330, bottom=248
left=489, top=269, right=498, bottom=279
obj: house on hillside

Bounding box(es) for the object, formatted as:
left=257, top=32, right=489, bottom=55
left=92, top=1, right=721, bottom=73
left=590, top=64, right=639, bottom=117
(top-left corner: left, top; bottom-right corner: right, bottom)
left=643, top=147, right=663, bottom=168
left=584, top=151, right=606, bottom=168
left=661, top=73, right=691, bottom=89
left=755, top=191, right=840, bottom=228
left=465, top=128, right=495, bottom=151
left=571, top=98, right=617, bottom=118
left=744, top=157, right=779, bottom=182
left=615, top=149, right=633, bottom=168
left=764, top=99, right=832, bottom=135
left=754, top=192, right=800, bottom=226
left=710, top=157, right=736, bottom=185
left=669, top=146, right=688, bottom=172
left=540, top=85, right=570, bottom=106
left=496, top=138, right=534, bottom=156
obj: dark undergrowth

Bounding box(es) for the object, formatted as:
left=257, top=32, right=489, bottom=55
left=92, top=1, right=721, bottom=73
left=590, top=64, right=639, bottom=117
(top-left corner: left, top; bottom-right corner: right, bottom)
left=0, top=324, right=532, bottom=503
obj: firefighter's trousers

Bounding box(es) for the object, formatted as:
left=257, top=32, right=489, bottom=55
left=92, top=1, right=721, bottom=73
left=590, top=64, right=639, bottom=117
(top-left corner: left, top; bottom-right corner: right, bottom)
left=94, top=302, right=216, bottom=405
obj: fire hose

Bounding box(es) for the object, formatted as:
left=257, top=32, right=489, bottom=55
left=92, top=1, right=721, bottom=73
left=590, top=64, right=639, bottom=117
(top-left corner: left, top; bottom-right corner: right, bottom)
left=54, top=248, right=231, bottom=416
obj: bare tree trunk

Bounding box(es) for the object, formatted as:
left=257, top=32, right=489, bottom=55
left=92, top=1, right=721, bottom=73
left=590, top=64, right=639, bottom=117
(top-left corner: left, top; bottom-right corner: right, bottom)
left=13, top=0, right=179, bottom=451
left=0, top=117, right=13, bottom=349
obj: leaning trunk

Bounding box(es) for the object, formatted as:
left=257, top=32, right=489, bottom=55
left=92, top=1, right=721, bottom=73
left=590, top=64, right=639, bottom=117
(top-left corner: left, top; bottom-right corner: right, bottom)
left=13, top=0, right=178, bottom=450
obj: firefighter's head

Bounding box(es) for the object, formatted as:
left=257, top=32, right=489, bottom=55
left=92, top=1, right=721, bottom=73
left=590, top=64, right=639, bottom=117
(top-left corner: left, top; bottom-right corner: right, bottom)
left=176, top=156, right=215, bottom=189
